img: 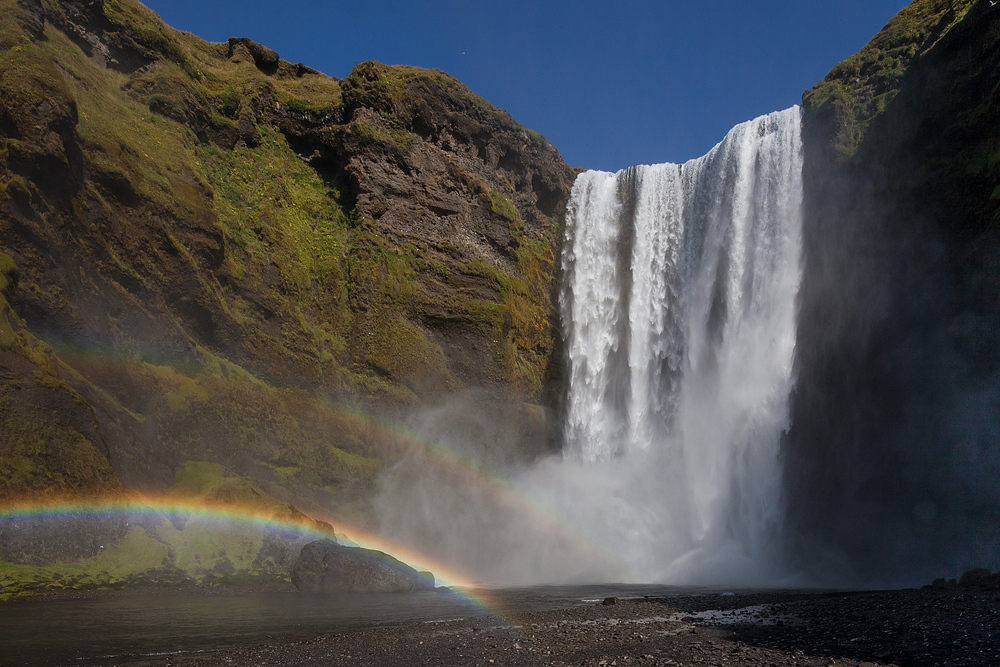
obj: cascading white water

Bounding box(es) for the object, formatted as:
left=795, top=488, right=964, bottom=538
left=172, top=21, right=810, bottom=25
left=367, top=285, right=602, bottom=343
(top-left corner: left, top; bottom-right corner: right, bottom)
left=374, top=107, right=804, bottom=586
left=554, top=106, right=804, bottom=581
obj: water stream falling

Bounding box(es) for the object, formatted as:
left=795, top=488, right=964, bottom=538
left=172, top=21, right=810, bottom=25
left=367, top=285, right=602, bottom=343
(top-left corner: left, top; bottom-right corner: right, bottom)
left=376, top=107, right=804, bottom=585
left=550, top=106, right=804, bottom=583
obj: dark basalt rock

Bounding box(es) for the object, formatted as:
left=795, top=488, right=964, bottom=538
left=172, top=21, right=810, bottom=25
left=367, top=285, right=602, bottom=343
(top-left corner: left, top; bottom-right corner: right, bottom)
left=0, top=514, right=128, bottom=565
left=237, top=112, right=261, bottom=148
left=959, top=568, right=1000, bottom=590
left=227, top=37, right=280, bottom=75
left=784, top=0, right=1000, bottom=584
left=291, top=539, right=434, bottom=593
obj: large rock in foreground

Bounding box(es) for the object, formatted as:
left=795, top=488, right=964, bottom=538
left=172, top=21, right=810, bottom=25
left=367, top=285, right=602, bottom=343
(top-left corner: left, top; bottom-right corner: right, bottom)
left=291, top=539, right=434, bottom=593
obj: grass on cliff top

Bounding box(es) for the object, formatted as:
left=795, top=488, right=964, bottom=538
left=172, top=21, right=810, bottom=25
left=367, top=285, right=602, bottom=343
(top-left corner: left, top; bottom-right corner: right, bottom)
left=38, top=24, right=209, bottom=224
left=101, top=0, right=200, bottom=78
left=804, top=0, right=977, bottom=158
left=172, top=29, right=343, bottom=112
left=344, top=61, right=518, bottom=131
left=8, top=0, right=553, bottom=407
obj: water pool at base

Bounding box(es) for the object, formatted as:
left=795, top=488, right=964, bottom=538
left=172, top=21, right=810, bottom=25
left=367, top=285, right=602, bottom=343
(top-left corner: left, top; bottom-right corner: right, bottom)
left=0, top=584, right=766, bottom=665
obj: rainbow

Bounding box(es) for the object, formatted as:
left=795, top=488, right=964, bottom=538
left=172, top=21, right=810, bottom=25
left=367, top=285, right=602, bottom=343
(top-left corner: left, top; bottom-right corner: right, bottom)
left=0, top=408, right=619, bottom=601
left=0, top=494, right=519, bottom=616
left=5, top=344, right=616, bottom=610
left=0, top=495, right=472, bottom=587
left=39, top=343, right=613, bottom=575
left=332, top=403, right=615, bottom=563
left=0, top=496, right=331, bottom=544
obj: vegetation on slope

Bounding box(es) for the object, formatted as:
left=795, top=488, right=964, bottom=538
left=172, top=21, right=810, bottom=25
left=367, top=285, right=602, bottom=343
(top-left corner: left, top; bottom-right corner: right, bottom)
left=0, top=0, right=576, bottom=564
left=0, top=462, right=343, bottom=600
left=803, top=0, right=977, bottom=158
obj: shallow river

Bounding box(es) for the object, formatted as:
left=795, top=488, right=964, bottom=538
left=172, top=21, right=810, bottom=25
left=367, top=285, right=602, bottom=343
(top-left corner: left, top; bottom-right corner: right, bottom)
left=0, top=584, right=736, bottom=665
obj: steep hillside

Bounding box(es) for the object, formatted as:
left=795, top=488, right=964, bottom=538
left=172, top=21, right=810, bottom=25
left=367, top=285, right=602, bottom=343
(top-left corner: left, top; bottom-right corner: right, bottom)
left=786, top=0, right=1000, bottom=583
left=0, top=0, right=576, bottom=519
left=803, top=0, right=977, bottom=159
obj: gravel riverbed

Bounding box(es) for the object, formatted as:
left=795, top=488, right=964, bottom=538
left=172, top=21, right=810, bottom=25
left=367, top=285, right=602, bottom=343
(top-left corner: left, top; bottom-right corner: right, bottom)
left=112, top=587, right=998, bottom=667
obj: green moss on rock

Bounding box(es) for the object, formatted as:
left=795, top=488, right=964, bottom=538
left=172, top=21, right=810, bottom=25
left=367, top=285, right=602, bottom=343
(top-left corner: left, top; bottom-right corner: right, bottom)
left=804, top=0, right=976, bottom=158
left=0, top=0, right=574, bottom=550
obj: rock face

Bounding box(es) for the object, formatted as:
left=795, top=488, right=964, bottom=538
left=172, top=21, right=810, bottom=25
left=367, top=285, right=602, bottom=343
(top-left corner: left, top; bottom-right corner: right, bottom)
left=291, top=539, right=433, bottom=593
left=0, top=0, right=575, bottom=513
left=0, top=514, right=128, bottom=565
left=958, top=568, right=1000, bottom=590
left=784, top=0, right=1000, bottom=583
left=0, top=462, right=350, bottom=600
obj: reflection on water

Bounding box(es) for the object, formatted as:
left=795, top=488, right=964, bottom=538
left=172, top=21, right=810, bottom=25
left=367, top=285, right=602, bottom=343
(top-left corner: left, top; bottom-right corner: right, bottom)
left=0, top=585, right=720, bottom=665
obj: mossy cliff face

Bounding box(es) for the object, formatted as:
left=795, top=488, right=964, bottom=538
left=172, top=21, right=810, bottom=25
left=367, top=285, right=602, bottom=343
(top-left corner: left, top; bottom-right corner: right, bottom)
left=0, top=0, right=576, bottom=525
left=0, top=463, right=341, bottom=600
left=803, top=0, right=977, bottom=159
left=786, top=0, right=1000, bottom=583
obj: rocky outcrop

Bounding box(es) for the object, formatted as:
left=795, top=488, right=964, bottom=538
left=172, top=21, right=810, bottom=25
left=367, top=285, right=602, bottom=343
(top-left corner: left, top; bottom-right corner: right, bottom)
left=802, top=0, right=977, bottom=160
left=0, top=514, right=128, bottom=565
left=784, top=0, right=1000, bottom=583
left=0, top=462, right=349, bottom=600
left=0, top=0, right=574, bottom=511
left=958, top=568, right=1000, bottom=590
left=291, top=539, right=434, bottom=593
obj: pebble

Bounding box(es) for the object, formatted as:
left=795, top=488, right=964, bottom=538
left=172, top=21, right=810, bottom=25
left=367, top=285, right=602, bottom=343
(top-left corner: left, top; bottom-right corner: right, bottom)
left=162, top=587, right=998, bottom=667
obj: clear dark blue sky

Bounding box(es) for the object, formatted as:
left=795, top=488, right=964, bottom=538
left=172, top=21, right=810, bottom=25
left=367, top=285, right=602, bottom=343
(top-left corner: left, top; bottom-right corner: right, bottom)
left=142, top=0, right=909, bottom=172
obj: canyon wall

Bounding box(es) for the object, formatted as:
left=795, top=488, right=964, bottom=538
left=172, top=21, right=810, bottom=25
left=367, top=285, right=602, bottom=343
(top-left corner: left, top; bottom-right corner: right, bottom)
left=0, top=0, right=575, bottom=518
left=786, top=0, right=1000, bottom=583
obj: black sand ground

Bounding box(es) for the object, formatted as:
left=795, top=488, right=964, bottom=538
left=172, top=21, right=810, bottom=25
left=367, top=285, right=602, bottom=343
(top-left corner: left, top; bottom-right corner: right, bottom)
left=110, top=587, right=998, bottom=667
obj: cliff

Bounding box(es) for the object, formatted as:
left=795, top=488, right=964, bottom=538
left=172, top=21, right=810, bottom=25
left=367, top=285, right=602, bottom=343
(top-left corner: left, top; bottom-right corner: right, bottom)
left=786, top=0, right=1000, bottom=583
left=0, top=0, right=576, bottom=516
left=5, top=0, right=998, bottom=595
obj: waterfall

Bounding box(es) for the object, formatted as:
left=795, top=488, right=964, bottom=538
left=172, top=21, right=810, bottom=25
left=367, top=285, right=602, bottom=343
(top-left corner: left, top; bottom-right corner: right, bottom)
left=374, top=107, right=804, bottom=586
left=557, top=106, right=803, bottom=581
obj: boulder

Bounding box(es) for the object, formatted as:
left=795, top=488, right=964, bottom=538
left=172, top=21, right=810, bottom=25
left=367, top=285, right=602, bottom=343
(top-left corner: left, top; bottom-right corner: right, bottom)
left=959, top=568, right=1000, bottom=590
left=291, top=539, right=434, bottom=593
left=226, top=37, right=279, bottom=74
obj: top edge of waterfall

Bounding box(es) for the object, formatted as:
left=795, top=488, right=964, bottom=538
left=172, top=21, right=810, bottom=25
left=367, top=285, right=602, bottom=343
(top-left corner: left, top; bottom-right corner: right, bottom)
left=579, top=105, right=802, bottom=177
left=559, top=96, right=803, bottom=580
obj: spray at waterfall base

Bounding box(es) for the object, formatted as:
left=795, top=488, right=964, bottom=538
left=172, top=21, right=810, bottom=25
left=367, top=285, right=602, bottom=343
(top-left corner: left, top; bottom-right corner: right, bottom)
left=376, top=107, right=805, bottom=587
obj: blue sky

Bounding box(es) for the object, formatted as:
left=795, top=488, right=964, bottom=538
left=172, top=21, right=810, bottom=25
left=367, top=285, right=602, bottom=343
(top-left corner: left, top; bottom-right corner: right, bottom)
left=143, top=0, right=909, bottom=172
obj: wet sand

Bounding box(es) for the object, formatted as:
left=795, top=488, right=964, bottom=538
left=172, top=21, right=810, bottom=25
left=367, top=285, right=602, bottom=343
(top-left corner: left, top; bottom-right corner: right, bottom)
left=124, top=587, right=998, bottom=667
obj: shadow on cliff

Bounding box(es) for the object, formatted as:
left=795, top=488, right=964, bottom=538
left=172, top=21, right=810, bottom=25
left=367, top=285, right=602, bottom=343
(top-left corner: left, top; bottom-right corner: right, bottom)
left=782, top=0, right=1000, bottom=586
